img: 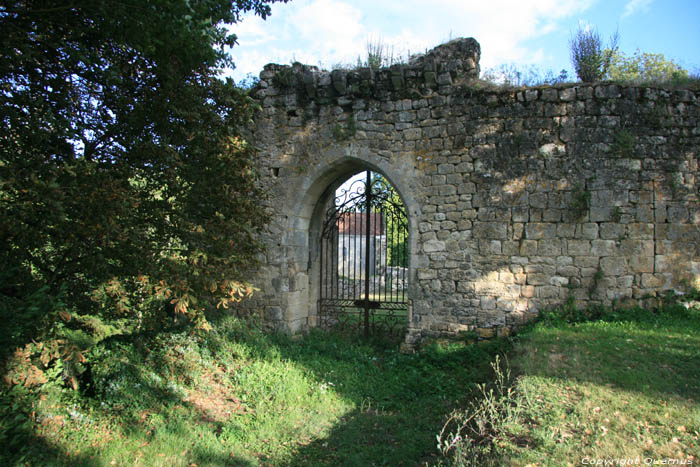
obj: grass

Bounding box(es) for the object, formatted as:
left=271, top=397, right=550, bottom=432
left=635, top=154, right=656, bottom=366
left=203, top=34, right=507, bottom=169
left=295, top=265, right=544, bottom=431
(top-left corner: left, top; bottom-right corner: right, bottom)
left=1, top=313, right=508, bottom=466
left=438, top=301, right=700, bottom=465
left=4, top=299, right=699, bottom=466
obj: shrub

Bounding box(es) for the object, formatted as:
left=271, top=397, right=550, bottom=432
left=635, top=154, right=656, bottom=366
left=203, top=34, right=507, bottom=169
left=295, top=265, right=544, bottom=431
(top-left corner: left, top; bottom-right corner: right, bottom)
left=569, top=26, right=619, bottom=81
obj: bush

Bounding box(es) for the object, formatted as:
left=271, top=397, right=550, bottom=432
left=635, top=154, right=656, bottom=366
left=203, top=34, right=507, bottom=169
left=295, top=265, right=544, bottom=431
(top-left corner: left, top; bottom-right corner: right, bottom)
left=569, top=26, right=619, bottom=81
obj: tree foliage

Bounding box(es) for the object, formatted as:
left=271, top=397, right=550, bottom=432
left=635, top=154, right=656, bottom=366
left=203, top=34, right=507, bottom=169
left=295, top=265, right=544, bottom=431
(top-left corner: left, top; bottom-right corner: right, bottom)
left=0, top=0, right=286, bottom=361
left=368, top=173, right=408, bottom=269
left=606, top=49, right=688, bottom=82
left=481, top=64, right=569, bottom=87
left=569, top=26, right=619, bottom=82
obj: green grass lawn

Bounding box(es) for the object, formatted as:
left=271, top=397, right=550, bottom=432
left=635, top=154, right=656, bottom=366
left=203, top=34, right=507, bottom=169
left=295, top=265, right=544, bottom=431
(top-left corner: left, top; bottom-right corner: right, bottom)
left=438, top=302, right=700, bottom=465
left=1, top=315, right=507, bottom=466
left=3, top=301, right=699, bottom=466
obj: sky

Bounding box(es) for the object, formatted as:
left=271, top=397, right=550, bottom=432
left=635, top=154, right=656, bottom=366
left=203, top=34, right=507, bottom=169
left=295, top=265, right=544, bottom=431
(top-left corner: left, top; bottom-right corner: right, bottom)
left=226, top=0, right=700, bottom=82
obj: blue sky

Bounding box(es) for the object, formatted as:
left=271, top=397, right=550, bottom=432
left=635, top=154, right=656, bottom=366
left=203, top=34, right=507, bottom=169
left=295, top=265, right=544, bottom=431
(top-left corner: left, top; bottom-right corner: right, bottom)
left=227, top=0, right=700, bottom=82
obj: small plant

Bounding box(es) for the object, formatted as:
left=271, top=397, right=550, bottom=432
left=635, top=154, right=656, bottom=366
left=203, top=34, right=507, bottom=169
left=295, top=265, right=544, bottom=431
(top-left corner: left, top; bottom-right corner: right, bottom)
left=569, top=26, right=619, bottom=82
left=332, top=115, right=357, bottom=141
left=272, top=67, right=296, bottom=90
left=570, top=184, right=591, bottom=220
left=356, top=37, right=406, bottom=70
left=437, top=355, right=524, bottom=465
left=610, top=206, right=622, bottom=222
left=610, top=129, right=635, bottom=157
left=589, top=267, right=604, bottom=297
left=667, top=172, right=682, bottom=198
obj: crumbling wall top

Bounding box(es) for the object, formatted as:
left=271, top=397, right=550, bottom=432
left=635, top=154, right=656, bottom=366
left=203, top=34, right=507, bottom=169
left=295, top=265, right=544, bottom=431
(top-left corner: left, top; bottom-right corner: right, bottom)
left=253, top=37, right=481, bottom=104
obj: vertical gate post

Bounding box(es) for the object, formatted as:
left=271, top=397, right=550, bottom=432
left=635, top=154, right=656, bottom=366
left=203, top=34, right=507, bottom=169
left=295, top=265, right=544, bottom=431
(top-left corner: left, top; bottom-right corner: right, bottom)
left=363, top=170, right=371, bottom=336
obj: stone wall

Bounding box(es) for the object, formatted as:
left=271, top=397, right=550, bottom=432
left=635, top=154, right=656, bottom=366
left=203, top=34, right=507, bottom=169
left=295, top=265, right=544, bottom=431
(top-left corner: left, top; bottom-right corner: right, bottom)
left=244, top=38, right=700, bottom=345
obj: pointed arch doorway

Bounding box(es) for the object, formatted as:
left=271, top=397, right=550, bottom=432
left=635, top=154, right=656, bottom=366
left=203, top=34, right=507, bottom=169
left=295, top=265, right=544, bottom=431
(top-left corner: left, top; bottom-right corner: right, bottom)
left=318, top=170, right=409, bottom=336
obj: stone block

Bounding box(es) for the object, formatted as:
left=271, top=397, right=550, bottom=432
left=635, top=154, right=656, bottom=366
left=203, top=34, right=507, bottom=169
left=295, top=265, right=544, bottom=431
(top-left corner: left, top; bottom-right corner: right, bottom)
left=525, top=223, right=557, bottom=239
left=667, top=206, right=689, bottom=223
left=576, top=223, right=599, bottom=240
left=567, top=239, right=591, bottom=256
left=473, top=222, right=508, bottom=239
left=557, top=223, right=576, bottom=238
left=575, top=256, right=600, bottom=268
left=502, top=241, right=520, bottom=255
left=560, top=87, right=576, bottom=101
left=627, top=223, right=654, bottom=239
left=537, top=286, right=560, bottom=298
left=600, top=256, right=626, bottom=276
left=423, top=239, right=446, bottom=252
left=512, top=206, right=529, bottom=222
left=520, top=239, right=538, bottom=255
left=629, top=256, right=654, bottom=273
left=591, top=240, right=617, bottom=257
left=526, top=274, right=548, bottom=285
left=530, top=192, right=547, bottom=209
left=538, top=239, right=562, bottom=256
left=549, top=276, right=569, bottom=287
left=543, top=209, right=562, bottom=222
left=641, top=273, right=672, bottom=289
left=497, top=327, right=511, bottom=337
left=600, top=223, right=626, bottom=240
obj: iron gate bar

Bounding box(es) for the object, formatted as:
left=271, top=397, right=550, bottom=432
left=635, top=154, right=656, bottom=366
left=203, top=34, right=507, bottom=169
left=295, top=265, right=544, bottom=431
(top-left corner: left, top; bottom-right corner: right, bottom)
left=363, top=170, right=371, bottom=336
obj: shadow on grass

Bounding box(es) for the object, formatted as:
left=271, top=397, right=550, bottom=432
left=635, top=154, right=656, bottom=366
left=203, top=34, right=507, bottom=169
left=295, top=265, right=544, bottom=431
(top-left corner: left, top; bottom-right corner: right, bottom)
left=0, top=417, right=96, bottom=467
left=513, top=305, right=700, bottom=402
left=264, top=329, right=511, bottom=466
left=0, top=311, right=509, bottom=466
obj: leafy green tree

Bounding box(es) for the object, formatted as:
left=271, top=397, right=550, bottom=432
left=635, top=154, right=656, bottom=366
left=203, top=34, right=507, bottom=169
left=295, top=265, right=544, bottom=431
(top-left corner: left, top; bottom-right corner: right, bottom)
left=0, top=0, right=286, bottom=355
left=368, top=173, right=408, bottom=268
left=606, top=49, right=688, bottom=82
left=569, top=26, right=619, bottom=82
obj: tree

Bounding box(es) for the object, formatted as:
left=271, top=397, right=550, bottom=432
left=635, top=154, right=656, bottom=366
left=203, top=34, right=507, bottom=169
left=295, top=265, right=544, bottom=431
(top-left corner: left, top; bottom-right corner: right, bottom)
left=368, top=173, right=408, bottom=269
left=0, top=0, right=286, bottom=354
left=606, top=49, right=688, bottom=82
left=569, top=26, right=619, bottom=82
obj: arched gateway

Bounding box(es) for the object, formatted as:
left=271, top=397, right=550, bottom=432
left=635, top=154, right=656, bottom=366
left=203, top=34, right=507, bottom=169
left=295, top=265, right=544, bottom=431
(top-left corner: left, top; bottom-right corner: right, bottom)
left=318, top=170, right=409, bottom=336
left=241, top=37, right=700, bottom=348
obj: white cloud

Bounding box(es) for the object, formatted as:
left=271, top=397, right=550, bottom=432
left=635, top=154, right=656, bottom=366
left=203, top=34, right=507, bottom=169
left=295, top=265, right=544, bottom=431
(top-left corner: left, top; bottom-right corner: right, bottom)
left=230, top=16, right=276, bottom=47
left=287, top=0, right=367, bottom=64
left=622, top=0, right=653, bottom=18
left=230, top=0, right=597, bottom=78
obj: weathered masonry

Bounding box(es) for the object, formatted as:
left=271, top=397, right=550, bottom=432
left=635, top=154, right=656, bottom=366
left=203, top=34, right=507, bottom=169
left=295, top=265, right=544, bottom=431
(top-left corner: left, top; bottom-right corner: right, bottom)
left=245, top=38, right=700, bottom=346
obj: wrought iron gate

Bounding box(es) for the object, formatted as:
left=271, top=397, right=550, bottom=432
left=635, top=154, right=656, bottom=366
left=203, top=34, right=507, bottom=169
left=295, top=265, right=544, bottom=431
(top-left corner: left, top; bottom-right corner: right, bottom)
left=318, top=171, right=409, bottom=336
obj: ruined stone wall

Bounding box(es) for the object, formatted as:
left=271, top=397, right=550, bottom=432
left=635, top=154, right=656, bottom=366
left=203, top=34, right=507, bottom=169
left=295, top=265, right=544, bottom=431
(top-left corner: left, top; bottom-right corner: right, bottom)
left=245, top=38, right=700, bottom=344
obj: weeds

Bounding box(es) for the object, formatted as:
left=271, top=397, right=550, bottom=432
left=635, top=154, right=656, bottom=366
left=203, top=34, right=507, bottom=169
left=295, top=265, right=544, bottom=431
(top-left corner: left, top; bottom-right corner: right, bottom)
left=437, top=355, right=525, bottom=465
left=570, top=184, right=591, bottom=220
left=610, top=206, right=622, bottom=222
left=333, top=115, right=357, bottom=141
left=588, top=267, right=604, bottom=297
left=272, top=67, right=296, bottom=89
left=360, top=38, right=405, bottom=70
left=610, top=128, right=636, bottom=157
